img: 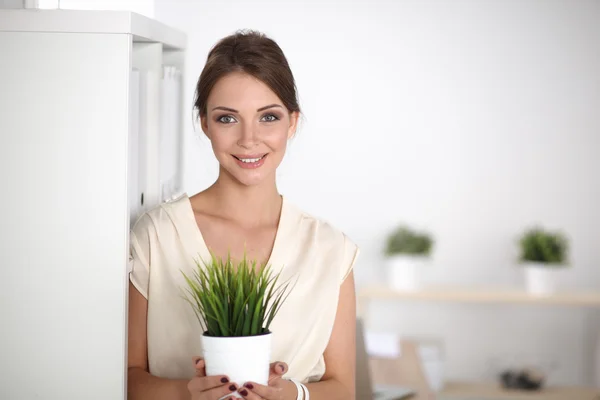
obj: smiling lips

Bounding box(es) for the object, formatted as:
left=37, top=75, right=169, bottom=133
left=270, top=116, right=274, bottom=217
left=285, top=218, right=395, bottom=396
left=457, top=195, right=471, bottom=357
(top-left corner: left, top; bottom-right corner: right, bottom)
left=232, top=154, right=267, bottom=169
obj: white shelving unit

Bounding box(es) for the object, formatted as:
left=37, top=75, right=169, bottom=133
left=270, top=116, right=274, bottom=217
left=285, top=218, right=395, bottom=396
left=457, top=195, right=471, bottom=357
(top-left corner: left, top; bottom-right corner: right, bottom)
left=359, top=285, right=600, bottom=398
left=0, top=9, right=186, bottom=400
left=359, top=285, right=600, bottom=308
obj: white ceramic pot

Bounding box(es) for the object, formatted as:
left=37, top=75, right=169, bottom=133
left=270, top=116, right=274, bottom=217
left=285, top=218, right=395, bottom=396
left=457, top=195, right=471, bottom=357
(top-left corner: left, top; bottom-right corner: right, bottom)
left=202, top=332, right=272, bottom=399
left=523, top=262, right=561, bottom=295
left=386, top=254, right=428, bottom=291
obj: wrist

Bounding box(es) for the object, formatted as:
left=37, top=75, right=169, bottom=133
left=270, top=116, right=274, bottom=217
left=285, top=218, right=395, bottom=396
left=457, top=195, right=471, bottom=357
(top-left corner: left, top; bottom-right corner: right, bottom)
left=283, top=378, right=300, bottom=400
left=285, top=378, right=309, bottom=400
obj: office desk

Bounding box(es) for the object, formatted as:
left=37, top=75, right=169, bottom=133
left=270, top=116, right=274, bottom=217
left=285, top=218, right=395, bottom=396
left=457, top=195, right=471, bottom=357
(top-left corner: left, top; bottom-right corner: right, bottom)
left=369, top=341, right=599, bottom=400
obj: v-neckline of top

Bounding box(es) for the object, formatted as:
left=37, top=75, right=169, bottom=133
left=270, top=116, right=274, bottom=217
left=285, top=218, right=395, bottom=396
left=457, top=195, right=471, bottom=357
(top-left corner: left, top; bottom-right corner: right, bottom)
left=180, top=193, right=290, bottom=272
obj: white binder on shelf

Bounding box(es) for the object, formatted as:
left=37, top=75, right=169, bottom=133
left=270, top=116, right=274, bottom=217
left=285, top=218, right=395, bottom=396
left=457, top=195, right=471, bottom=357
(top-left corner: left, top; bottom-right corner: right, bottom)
left=128, top=68, right=141, bottom=228
left=160, top=64, right=183, bottom=203
left=135, top=68, right=162, bottom=214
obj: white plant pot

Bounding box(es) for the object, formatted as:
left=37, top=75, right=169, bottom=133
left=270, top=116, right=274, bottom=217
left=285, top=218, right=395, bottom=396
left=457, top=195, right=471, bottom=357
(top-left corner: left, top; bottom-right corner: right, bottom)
left=386, top=254, right=428, bottom=291
left=523, top=262, right=561, bottom=295
left=202, top=332, right=272, bottom=399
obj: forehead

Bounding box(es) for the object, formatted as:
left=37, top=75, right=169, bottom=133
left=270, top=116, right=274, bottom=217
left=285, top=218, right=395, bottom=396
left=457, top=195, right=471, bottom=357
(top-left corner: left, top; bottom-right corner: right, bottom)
left=207, top=71, right=282, bottom=110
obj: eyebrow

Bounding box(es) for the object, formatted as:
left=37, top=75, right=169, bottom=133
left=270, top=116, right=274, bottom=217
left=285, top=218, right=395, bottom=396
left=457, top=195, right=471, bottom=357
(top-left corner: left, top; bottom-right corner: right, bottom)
left=211, top=104, right=283, bottom=113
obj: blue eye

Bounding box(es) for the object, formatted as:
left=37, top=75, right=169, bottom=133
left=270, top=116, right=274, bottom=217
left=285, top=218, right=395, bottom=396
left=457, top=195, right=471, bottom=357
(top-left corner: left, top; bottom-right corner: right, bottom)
left=261, top=114, right=279, bottom=122
left=217, top=115, right=236, bottom=124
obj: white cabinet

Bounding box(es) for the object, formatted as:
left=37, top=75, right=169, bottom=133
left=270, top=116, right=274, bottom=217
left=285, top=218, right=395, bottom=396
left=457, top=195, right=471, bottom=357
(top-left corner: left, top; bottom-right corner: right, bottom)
left=0, top=9, right=186, bottom=399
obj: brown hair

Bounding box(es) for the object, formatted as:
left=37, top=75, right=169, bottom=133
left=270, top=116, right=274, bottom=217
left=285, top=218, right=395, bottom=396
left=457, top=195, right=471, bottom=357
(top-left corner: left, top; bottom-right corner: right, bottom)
left=194, top=30, right=300, bottom=119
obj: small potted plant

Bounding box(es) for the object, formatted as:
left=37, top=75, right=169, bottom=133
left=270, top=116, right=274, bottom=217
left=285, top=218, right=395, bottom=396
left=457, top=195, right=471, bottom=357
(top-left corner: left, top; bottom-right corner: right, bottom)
left=181, top=253, right=294, bottom=399
left=518, top=226, right=569, bottom=295
left=384, top=225, right=433, bottom=291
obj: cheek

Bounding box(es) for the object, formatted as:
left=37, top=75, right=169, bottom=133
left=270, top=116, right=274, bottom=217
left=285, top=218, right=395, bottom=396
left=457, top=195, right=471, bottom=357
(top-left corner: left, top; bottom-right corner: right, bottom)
left=262, top=126, right=289, bottom=150
left=209, top=127, right=238, bottom=151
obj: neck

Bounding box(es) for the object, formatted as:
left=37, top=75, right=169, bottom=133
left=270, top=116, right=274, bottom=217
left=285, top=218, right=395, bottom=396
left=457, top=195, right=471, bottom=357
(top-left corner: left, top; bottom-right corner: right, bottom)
left=206, top=168, right=282, bottom=228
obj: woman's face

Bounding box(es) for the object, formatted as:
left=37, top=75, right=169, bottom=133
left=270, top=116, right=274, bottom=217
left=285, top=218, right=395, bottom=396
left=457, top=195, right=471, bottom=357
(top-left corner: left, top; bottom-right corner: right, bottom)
left=201, top=71, right=299, bottom=187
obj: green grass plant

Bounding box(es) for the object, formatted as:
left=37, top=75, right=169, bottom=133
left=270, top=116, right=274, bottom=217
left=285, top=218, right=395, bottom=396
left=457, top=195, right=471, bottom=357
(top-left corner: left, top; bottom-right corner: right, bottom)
left=181, top=252, right=294, bottom=337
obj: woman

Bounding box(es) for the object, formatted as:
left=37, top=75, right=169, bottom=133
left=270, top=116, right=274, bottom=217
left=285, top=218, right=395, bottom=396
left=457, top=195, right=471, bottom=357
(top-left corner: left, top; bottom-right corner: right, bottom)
left=127, top=30, right=359, bottom=400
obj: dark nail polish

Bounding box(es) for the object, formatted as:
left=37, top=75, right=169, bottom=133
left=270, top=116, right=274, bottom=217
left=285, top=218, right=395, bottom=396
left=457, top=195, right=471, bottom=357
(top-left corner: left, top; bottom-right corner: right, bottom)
left=229, top=384, right=236, bottom=391
left=240, top=389, right=248, bottom=396
left=221, top=377, right=229, bottom=383
left=244, top=383, right=254, bottom=389
left=278, top=363, right=285, bottom=372
left=195, top=359, right=201, bottom=364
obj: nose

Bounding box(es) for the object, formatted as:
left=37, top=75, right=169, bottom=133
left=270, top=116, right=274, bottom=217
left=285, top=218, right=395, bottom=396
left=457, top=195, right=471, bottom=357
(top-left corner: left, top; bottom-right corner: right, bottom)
left=237, top=121, right=259, bottom=149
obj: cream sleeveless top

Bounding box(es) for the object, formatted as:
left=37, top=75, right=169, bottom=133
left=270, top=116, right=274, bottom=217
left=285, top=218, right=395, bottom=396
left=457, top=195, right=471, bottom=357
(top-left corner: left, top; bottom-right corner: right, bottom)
left=128, top=193, right=359, bottom=383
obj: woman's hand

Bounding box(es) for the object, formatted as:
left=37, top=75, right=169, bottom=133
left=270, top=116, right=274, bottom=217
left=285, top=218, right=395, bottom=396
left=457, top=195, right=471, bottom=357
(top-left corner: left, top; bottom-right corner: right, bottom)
left=188, top=358, right=239, bottom=400
left=190, top=358, right=293, bottom=400
left=237, top=362, right=298, bottom=400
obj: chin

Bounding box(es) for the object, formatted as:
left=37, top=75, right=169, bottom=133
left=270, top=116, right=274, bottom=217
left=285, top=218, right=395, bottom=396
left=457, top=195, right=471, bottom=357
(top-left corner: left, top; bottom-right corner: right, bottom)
left=237, top=178, right=267, bottom=187
left=232, top=173, right=272, bottom=187
left=222, top=166, right=270, bottom=187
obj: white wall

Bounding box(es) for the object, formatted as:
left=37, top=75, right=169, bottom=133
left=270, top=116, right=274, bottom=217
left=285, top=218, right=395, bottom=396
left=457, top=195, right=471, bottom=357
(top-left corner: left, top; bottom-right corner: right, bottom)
left=154, top=0, right=600, bottom=387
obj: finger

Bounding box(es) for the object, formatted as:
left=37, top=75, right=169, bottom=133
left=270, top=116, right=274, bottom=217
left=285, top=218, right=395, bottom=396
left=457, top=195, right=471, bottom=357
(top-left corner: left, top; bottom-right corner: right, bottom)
left=270, top=362, right=287, bottom=375
left=237, top=386, right=262, bottom=400
left=268, top=362, right=288, bottom=383
left=187, top=375, right=233, bottom=393
left=193, top=356, right=203, bottom=363
left=201, top=382, right=239, bottom=399
left=194, top=357, right=206, bottom=377
left=193, top=358, right=206, bottom=377
left=241, top=381, right=283, bottom=400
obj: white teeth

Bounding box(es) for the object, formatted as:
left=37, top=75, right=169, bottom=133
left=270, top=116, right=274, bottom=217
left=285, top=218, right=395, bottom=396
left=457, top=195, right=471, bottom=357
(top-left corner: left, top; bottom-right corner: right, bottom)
left=240, top=156, right=263, bottom=163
